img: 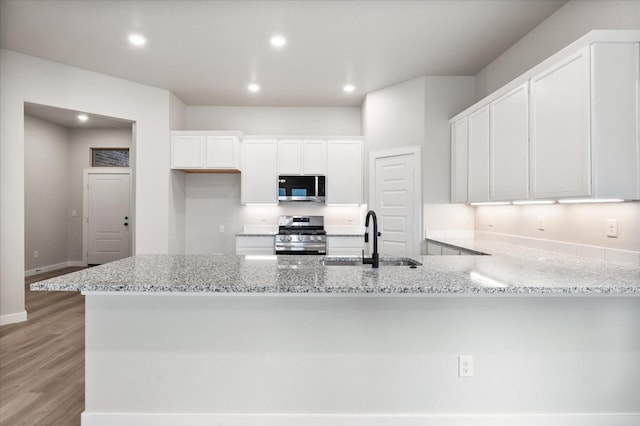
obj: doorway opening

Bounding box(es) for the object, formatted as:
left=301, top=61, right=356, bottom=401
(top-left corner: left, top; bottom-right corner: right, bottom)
left=24, top=102, right=134, bottom=274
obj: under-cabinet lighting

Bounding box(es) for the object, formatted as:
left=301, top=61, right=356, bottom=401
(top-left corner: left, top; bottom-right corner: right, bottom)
left=557, top=199, right=624, bottom=204
left=512, top=200, right=555, bottom=205
left=469, top=202, right=511, bottom=206
left=77, top=114, right=88, bottom=122
left=343, top=84, right=355, bottom=93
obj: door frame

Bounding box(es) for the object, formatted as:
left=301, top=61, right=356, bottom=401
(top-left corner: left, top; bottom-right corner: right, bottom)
left=83, top=168, right=133, bottom=266
left=369, top=146, right=422, bottom=257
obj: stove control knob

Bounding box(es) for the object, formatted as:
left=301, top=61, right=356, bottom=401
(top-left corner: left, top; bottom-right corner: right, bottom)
left=286, top=236, right=292, bottom=242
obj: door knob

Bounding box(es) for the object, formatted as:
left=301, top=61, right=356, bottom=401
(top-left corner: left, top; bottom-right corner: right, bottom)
left=124, top=222, right=128, bottom=226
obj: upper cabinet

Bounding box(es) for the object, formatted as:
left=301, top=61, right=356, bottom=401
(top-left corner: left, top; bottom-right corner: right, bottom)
left=241, top=138, right=278, bottom=205
left=171, top=131, right=241, bottom=172
left=530, top=49, right=590, bottom=199
left=491, top=83, right=529, bottom=201
left=277, top=139, right=327, bottom=175
left=467, top=105, right=490, bottom=202
left=450, top=118, right=468, bottom=203
left=450, top=33, right=640, bottom=203
left=326, top=139, right=363, bottom=205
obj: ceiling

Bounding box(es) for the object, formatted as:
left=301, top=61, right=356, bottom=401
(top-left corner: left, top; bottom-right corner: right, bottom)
left=24, top=102, right=133, bottom=129
left=1, top=0, right=567, bottom=107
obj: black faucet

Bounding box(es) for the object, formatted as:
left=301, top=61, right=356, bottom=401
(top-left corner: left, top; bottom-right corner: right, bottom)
left=362, top=210, right=380, bottom=268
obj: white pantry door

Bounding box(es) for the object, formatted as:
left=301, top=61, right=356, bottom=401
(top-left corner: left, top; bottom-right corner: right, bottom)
left=370, top=148, right=421, bottom=258
left=87, top=172, right=131, bottom=264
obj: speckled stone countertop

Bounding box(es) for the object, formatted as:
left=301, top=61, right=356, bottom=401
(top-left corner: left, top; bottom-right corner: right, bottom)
left=31, top=241, right=640, bottom=295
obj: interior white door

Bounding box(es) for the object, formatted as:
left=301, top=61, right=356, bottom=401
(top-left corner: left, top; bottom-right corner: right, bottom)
left=371, top=151, right=418, bottom=258
left=87, top=173, right=131, bottom=264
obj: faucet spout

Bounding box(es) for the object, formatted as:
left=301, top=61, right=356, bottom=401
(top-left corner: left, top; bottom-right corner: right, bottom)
left=363, top=210, right=380, bottom=268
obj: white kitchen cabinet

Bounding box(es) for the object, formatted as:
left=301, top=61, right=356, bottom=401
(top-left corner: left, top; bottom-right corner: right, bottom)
left=241, top=138, right=278, bottom=204
left=530, top=43, right=640, bottom=200
left=450, top=118, right=468, bottom=203
left=235, top=235, right=274, bottom=255
left=490, top=83, right=529, bottom=201
left=467, top=106, right=490, bottom=202
left=327, top=236, right=364, bottom=256
left=278, top=139, right=327, bottom=175
left=171, top=131, right=241, bottom=172
left=530, top=48, right=591, bottom=199
left=326, top=139, right=363, bottom=205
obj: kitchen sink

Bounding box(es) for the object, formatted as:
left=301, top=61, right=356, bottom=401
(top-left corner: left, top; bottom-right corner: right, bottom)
left=320, top=257, right=422, bottom=267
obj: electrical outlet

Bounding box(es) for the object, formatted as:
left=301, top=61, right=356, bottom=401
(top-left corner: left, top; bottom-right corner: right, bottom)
left=33, top=250, right=39, bottom=258
left=488, top=214, right=494, bottom=227
left=538, top=216, right=545, bottom=231
left=606, top=219, right=618, bottom=238
left=459, top=355, right=473, bottom=377
left=71, top=209, right=77, bottom=217
left=218, top=225, right=225, bottom=233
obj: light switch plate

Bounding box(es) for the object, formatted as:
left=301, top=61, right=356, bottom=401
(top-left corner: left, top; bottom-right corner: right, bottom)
left=538, top=216, right=545, bottom=231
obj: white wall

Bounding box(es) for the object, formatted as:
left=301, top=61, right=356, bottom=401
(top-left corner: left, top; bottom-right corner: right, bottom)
left=183, top=106, right=363, bottom=255
left=362, top=76, right=476, bottom=253
left=475, top=0, right=640, bottom=100
left=475, top=202, right=640, bottom=253
left=187, top=106, right=361, bottom=135
left=169, top=93, right=187, bottom=255
left=68, top=128, right=132, bottom=261
left=24, top=115, right=70, bottom=271
left=0, top=49, right=172, bottom=325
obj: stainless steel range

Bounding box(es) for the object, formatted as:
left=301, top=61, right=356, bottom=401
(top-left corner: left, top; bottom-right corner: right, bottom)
left=275, top=215, right=326, bottom=255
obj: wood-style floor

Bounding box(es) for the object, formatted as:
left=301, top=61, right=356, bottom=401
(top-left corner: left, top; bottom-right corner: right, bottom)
left=0, top=268, right=86, bottom=426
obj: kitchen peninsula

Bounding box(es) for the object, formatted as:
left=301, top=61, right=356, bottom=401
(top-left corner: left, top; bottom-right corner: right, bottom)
left=33, top=245, right=640, bottom=426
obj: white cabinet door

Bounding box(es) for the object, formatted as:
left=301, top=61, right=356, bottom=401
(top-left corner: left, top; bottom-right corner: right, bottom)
left=278, top=139, right=327, bottom=175
left=241, top=139, right=278, bottom=204
left=467, top=106, right=490, bottom=202
left=278, top=140, right=302, bottom=174
left=301, top=139, right=327, bottom=174
left=326, top=140, right=362, bottom=204
left=171, top=135, right=204, bottom=169
left=172, top=132, right=240, bottom=171
left=530, top=48, right=591, bottom=199
left=205, top=135, right=239, bottom=169
left=490, top=83, right=529, bottom=201
left=450, top=118, right=468, bottom=203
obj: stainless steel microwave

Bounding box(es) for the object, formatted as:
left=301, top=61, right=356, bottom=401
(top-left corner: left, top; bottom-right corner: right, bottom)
left=278, top=175, right=325, bottom=202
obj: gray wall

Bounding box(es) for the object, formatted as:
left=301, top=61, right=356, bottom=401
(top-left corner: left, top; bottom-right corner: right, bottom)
left=67, top=127, right=132, bottom=261
left=24, top=114, right=132, bottom=272
left=24, top=115, right=70, bottom=271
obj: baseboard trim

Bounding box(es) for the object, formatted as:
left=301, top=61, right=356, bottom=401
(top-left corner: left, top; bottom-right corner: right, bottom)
left=81, top=412, right=640, bottom=426
left=25, top=260, right=87, bottom=277
left=0, top=310, right=27, bottom=326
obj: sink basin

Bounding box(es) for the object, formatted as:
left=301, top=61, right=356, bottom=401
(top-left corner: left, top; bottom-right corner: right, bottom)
left=320, top=257, right=422, bottom=267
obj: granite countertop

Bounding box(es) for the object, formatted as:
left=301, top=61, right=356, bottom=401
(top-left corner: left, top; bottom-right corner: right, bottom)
left=31, top=240, right=640, bottom=295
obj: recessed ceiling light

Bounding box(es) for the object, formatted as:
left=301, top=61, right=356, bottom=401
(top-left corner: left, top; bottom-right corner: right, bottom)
left=77, top=114, right=89, bottom=122
left=343, top=84, right=355, bottom=93
left=128, top=33, right=147, bottom=46
left=248, top=83, right=260, bottom=93
left=270, top=35, right=287, bottom=47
